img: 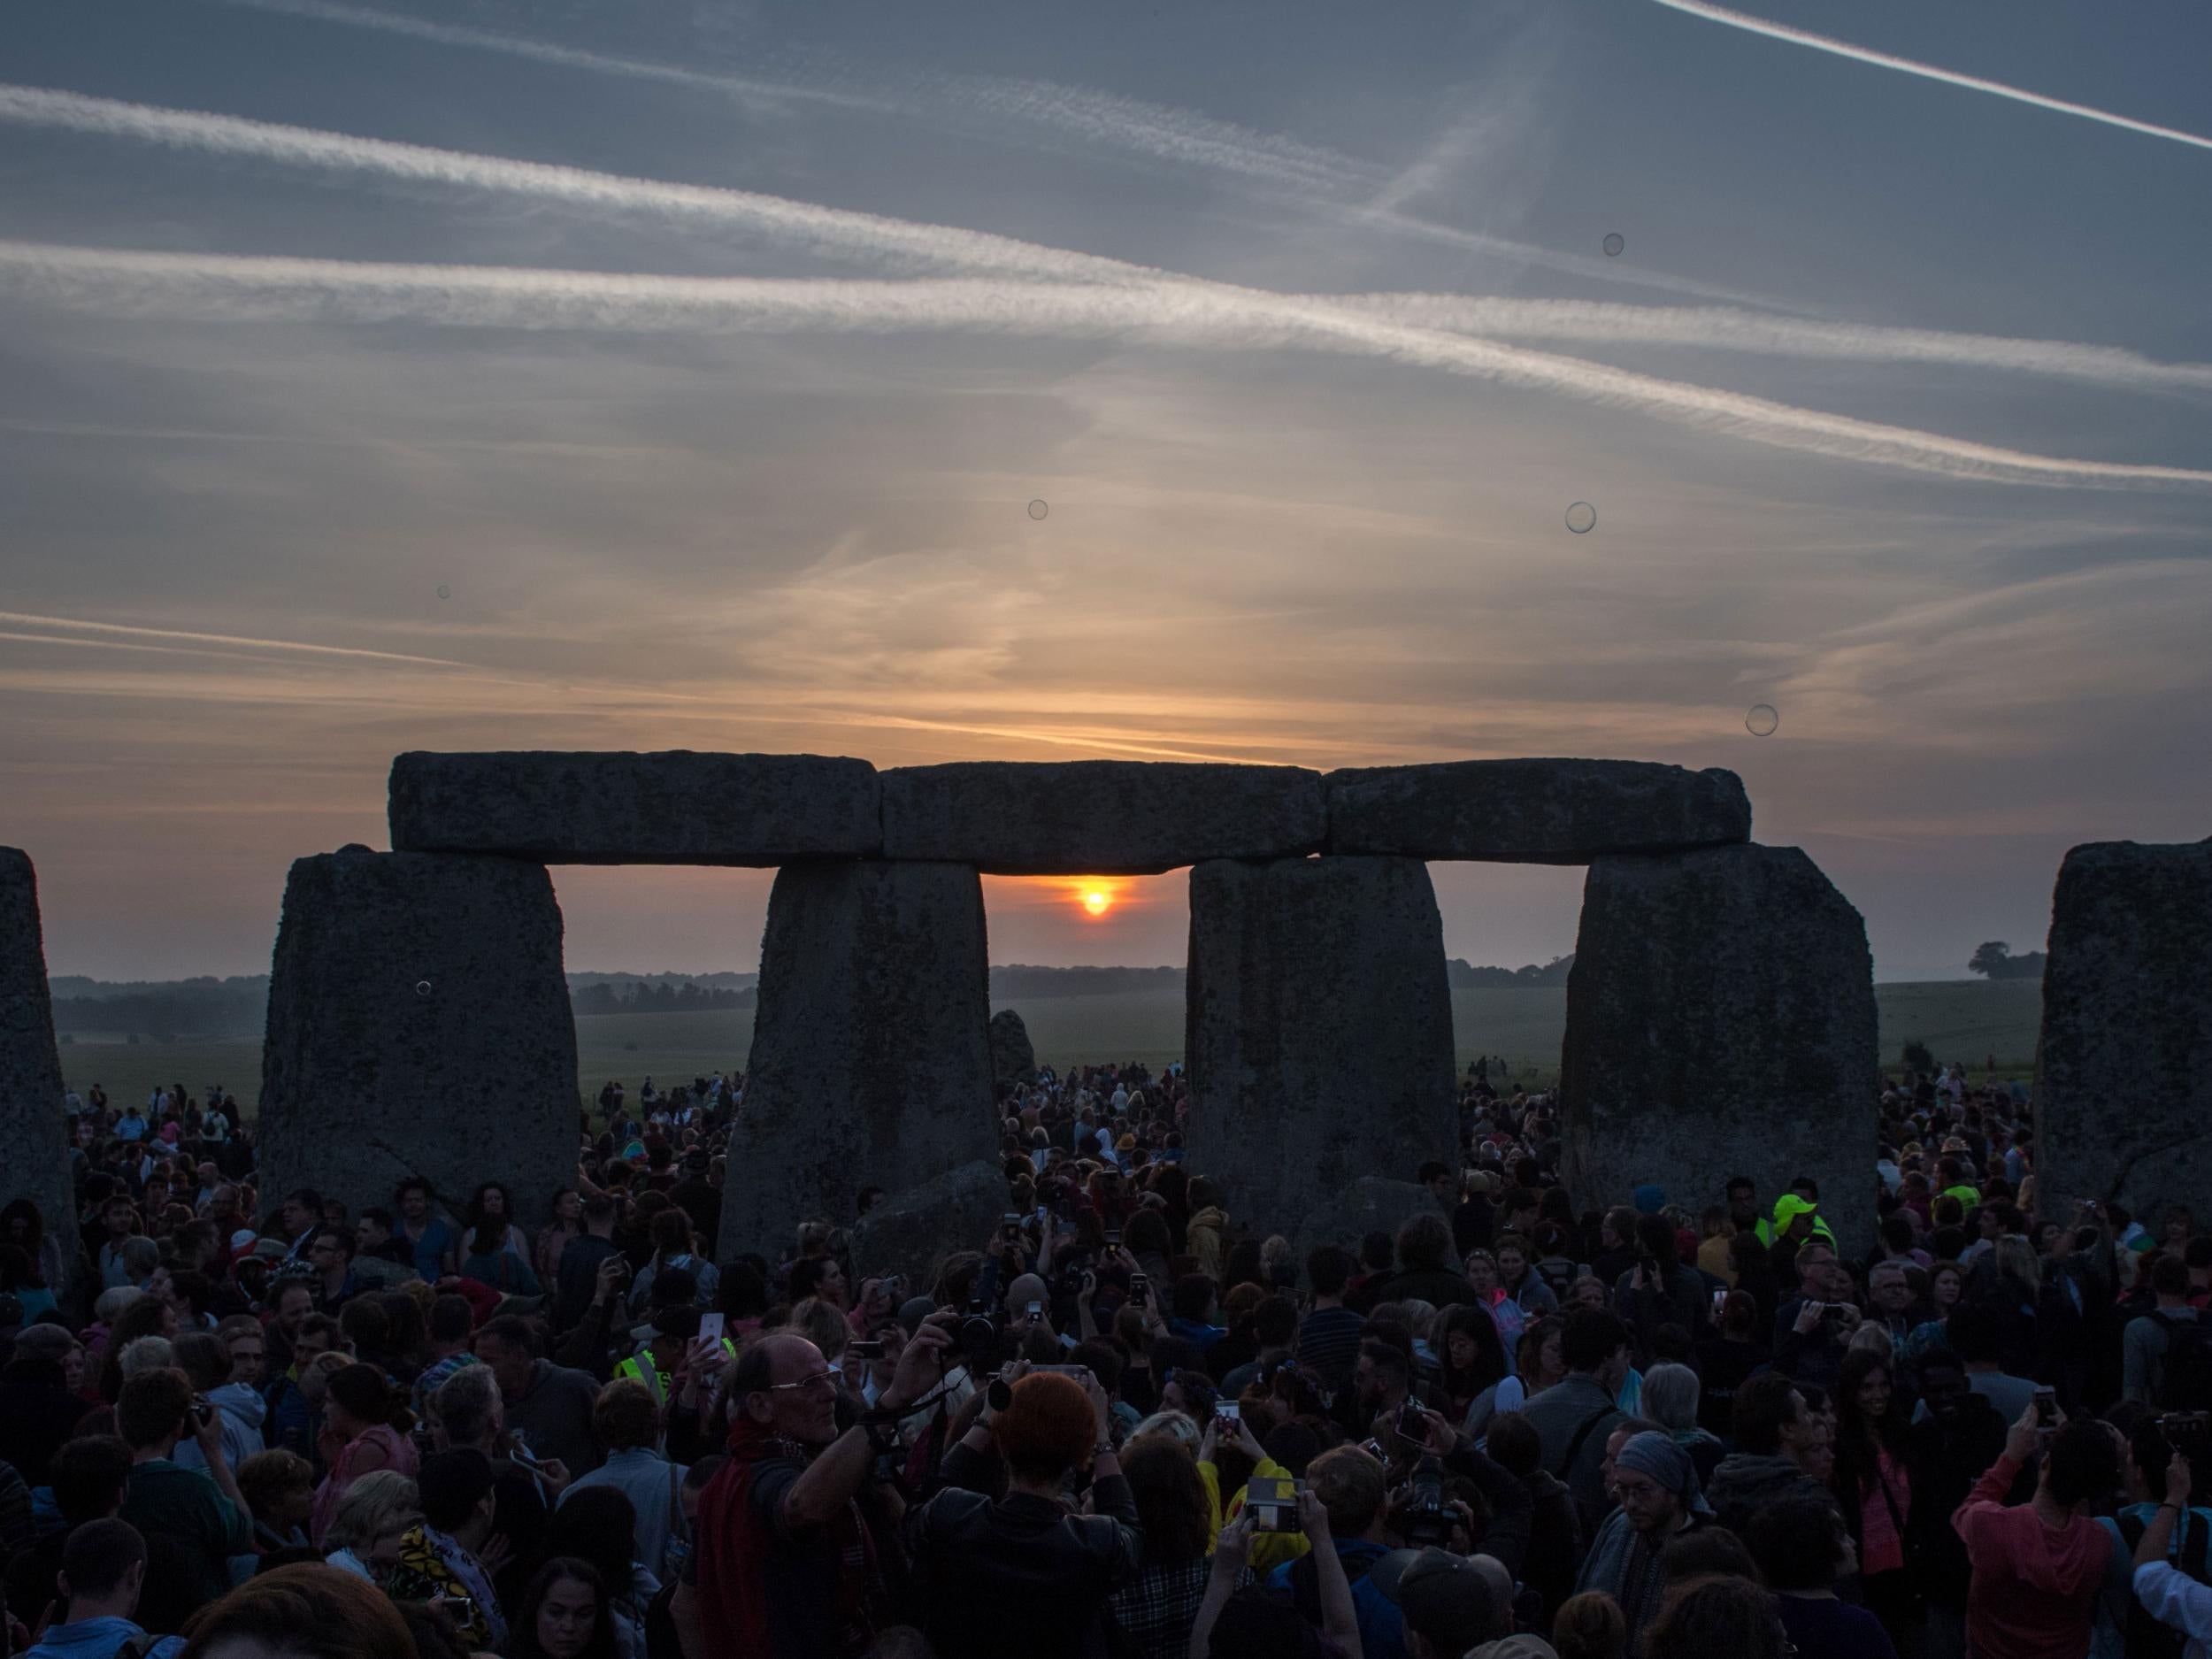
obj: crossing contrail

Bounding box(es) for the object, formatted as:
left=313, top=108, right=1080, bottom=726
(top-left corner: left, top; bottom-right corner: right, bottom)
left=6, top=241, right=2210, bottom=492
left=1650, top=0, right=2212, bottom=154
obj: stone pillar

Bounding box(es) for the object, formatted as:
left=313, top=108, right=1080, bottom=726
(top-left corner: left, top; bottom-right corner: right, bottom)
left=1184, top=856, right=1457, bottom=1255
left=2036, top=839, right=2212, bottom=1222
left=260, top=847, right=576, bottom=1230
left=0, top=849, right=75, bottom=1297
left=722, top=861, right=1000, bottom=1261
left=1561, top=844, right=1878, bottom=1255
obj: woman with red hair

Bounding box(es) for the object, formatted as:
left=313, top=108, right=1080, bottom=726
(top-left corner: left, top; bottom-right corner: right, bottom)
left=903, top=1367, right=1142, bottom=1658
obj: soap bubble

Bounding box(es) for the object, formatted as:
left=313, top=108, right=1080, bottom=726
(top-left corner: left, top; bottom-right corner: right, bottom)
left=1027, top=499, right=1049, bottom=520
left=414, top=979, right=433, bottom=997
left=436, top=585, right=450, bottom=599
left=1745, top=703, right=1779, bottom=737
left=1564, top=501, right=1597, bottom=534
left=1602, top=233, right=1624, bottom=257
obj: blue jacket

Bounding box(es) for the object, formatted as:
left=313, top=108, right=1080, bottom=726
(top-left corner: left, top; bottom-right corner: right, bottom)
left=1264, top=1536, right=1405, bottom=1659
left=25, top=1617, right=182, bottom=1659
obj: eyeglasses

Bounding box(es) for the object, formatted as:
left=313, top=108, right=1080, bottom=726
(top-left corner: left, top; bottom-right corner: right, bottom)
left=765, top=1371, right=838, bottom=1396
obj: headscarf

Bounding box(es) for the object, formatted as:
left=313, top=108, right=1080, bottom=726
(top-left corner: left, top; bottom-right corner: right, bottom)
left=1617, top=1430, right=1713, bottom=1517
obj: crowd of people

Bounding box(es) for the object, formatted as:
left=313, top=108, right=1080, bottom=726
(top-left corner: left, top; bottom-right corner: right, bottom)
left=4, top=1056, right=2209, bottom=1659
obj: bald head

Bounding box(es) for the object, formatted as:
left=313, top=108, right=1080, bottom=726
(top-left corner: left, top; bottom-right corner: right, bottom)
left=733, top=1333, right=840, bottom=1445
left=1468, top=1555, right=1513, bottom=1639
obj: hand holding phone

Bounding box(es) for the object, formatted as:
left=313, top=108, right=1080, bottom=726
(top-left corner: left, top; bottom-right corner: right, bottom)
left=698, top=1311, right=726, bottom=1346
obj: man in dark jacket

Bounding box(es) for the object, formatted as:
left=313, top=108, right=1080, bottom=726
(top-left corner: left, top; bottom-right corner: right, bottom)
left=1611, top=1213, right=1711, bottom=1365
left=1706, top=1371, right=1839, bottom=1536
left=1378, top=1214, right=1473, bottom=1311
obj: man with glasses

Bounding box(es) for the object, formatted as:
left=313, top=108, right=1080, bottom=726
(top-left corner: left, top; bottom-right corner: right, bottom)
left=676, top=1322, right=953, bottom=1659
left=1574, top=1430, right=1713, bottom=1656
left=304, top=1226, right=358, bottom=1314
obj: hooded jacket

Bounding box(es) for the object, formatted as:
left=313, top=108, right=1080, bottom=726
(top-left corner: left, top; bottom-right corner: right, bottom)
left=1952, top=1451, right=2115, bottom=1659
left=1705, top=1452, right=1836, bottom=1537
left=1185, top=1207, right=1228, bottom=1283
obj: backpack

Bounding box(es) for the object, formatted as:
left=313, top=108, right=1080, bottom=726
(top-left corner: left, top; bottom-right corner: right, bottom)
left=2116, top=1510, right=2212, bottom=1659
left=2151, top=1312, right=2212, bottom=1409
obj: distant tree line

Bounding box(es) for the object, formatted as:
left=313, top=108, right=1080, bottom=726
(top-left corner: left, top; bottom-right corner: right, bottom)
left=1447, top=954, right=1575, bottom=987
left=49, top=976, right=268, bottom=1041
left=571, top=979, right=756, bottom=1017
left=1968, top=941, right=2046, bottom=980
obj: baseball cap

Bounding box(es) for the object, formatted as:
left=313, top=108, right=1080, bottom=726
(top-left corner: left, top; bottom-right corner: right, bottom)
left=1371, top=1547, right=1496, bottom=1653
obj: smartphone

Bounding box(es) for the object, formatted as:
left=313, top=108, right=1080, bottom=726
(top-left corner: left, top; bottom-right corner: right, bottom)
left=1104, top=1227, right=1123, bottom=1247
left=1711, top=1287, right=1727, bottom=1315
left=1396, top=1398, right=1427, bottom=1447
left=1001, top=1212, right=1024, bottom=1243
left=698, top=1311, right=726, bottom=1346
left=192, top=1395, right=215, bottom=1429
left=849, top=1339, right=885, bottom=1361
left=1216, top=1402, right=1240, bottom=1425
left=1128, top=1273, right=1148, bottom=1306
left=1025, top=1300, right=1043, bottom=1325
left=2032, top=1387, right=2057, bottom=1423
left=1246, top=1475, right=1300, bottom=1532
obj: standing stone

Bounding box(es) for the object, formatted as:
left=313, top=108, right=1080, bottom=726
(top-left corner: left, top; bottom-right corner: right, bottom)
left=1326, top=758, right=1750, bottom=863
left=1561, top=844, right=1877, bottom=1255
left=0, top=849, right=74, bottom=1295
left=989, top=1008, right=1037, bottom=1090
left=1184, top=857, right=1456, bottom=1255
left=881, top=761, right=1325, bottom=874
left=722, top=862, right=997, bottom=1258
left=388, top=751, right=880, bottom=865
left=261, top=849, right=576, bottom=1230
left=2036, top=839, right=2212, bottom=1224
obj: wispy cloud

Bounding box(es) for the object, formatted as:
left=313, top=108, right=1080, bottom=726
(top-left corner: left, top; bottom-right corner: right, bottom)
left=217, top=0, right=1370, bottom=194
left=1318, top=294, right=2212, bottom=394
left=4, top=240, right=2207, bottom=491
left=1651, top=0, right=2212, bottom=154
left=202, top=6, right=1755, bottom=302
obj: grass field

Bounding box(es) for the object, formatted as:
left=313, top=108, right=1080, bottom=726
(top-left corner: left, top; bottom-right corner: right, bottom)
left=60, top=979, right=2045, bottom=1114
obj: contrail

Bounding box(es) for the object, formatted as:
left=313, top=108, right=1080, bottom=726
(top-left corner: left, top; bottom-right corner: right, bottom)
left=5, top=241, right=2208, bottom=491
left=1650, top=0, right=2212, bottom=154
left=1317, top=295, right=2212, bottom=395
left=0, top=608, right=473, bottom=667
left=215, top=0, right=1371, bottom=194
left=0, top=84, right=1155, bottom=285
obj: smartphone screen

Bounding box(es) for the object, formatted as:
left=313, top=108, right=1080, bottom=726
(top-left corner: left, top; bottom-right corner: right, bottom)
left=698, top=1311, right=726, bottom=1346
left=1396, top=1399, right=1426, bottom=1445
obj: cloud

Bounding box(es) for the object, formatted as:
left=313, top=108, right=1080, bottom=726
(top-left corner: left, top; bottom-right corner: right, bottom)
left=4, top=239, right=2208, bottom=491
left=1317, top=294, right=2212, bottom=394
left=1651, top=0, right=2212, bottom=154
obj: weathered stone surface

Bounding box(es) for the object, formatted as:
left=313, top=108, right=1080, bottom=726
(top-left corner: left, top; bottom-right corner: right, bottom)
left=1297, top=1179, right=1449, bottom=1263
left=1183, top=857, right=1456, bottom=1238
left=720, top=862, right=997, bottom=1257
left=1325, top=759, right=1750, bottom=864
left=2036, top=840, right=2212, bottom=1225
left=389, top=751, right=879, bottom=865
left=0, top=849, right=74, bottom=1294
left=989, top=1008, right=1036, bottom=1089
left=260, top=849, right=577, bottom=1230
left=1560, top=844, right=1877, bottom=1254
left=851, top=1160, right=1011, bottom=1286
left=880, top=761, right=1325, bottom=874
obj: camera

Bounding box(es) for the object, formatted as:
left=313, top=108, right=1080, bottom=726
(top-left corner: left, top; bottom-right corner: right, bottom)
left=959, top=1299, right=998, bottom=1369
left=1104, top=1226, right=1123, bottom=1247
left=192, top=1396, right=215, bottom=1430
left=849, top=1339, right=885, bottom=1361
left=1247, top=1475, right=1302, bottom=1533
left=1401, top=1454, right=1454, bottom=1548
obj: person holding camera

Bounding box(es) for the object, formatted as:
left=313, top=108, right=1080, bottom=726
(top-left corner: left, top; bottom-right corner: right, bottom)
left=2131, top=1446, right=2212, bottom=1653
left=902, top=1367, right=1141, bottom=1659
left=1951, top=1400, right=2119, bottom=1659
left=116, top=1367, right=250, bottom=1607
left=674, top=1319, right=950, bottom=1659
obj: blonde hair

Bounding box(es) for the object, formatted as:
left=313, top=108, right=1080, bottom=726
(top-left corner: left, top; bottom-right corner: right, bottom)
left=324, top=1470, right=421, bottom=1553
left=788, top=1297, right=849, bottom=1362
left=1995, top=1234, right=2041, bottom=1290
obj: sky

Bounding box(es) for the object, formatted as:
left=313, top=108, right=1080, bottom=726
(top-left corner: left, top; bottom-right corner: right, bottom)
left=4, top=0, right=2208, bottom=984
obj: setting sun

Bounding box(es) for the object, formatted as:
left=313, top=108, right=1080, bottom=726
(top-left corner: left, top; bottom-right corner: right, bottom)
left=1082, top=888, right=1110, bottom=916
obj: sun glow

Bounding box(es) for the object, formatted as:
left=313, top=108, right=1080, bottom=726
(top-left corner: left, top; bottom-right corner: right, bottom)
left=1082, top=887, right=1110, bottom=916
